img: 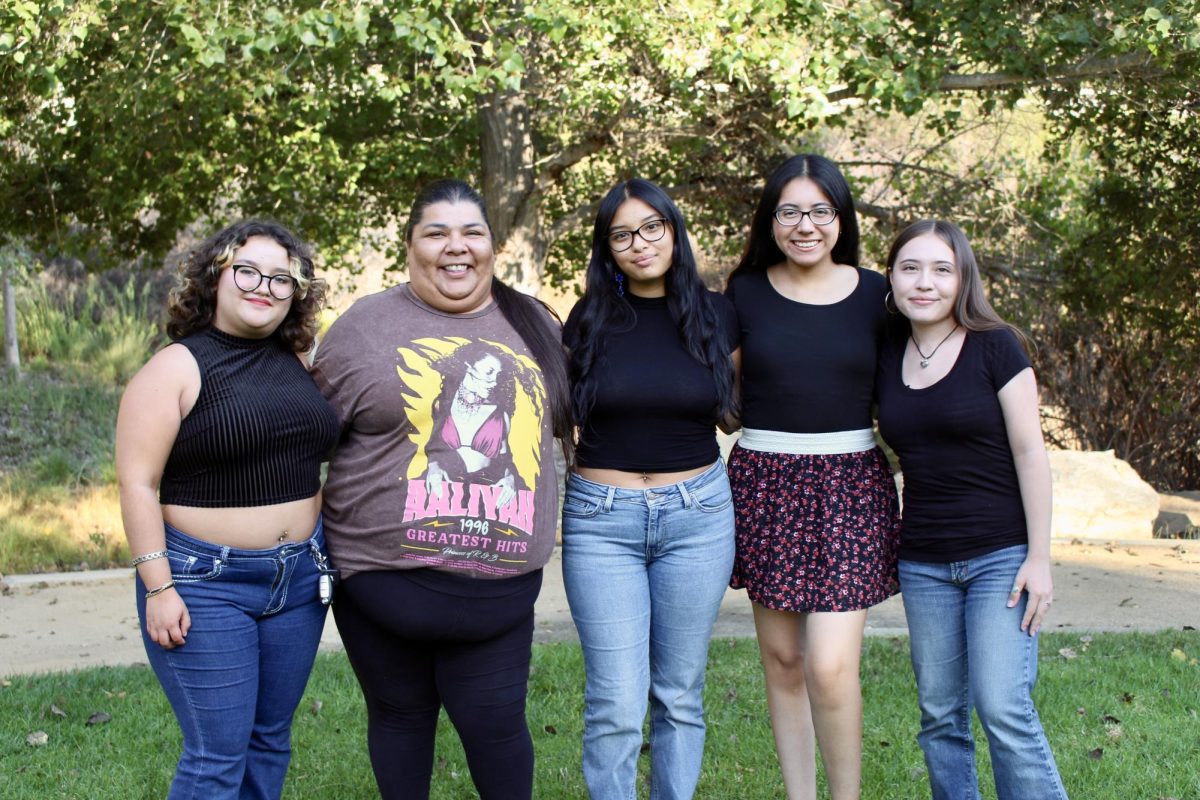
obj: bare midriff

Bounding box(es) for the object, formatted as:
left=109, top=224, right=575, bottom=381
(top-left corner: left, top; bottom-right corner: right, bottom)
left=162, top=493, right=323, bottom=549
left=575, top=462, right=713, bottom=490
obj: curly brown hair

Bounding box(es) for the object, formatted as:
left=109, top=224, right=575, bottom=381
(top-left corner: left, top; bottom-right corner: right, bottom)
left=166, top=220, right=326, bottom=352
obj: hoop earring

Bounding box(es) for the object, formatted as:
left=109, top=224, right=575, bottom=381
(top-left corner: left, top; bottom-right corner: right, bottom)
left=884, top=290, right=900, bottom=315
left=614, top=272, right=625, bottom=297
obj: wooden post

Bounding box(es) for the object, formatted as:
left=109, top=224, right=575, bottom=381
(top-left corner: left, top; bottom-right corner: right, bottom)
left=3, top=266, right=20, bottom=379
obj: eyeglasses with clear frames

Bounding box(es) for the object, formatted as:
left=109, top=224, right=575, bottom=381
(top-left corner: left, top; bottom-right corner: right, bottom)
left=773, top=206, right=839, bottom=227
left=608, top=218, right=670, bottom=252
left=231, top=264, right=300, bottom=300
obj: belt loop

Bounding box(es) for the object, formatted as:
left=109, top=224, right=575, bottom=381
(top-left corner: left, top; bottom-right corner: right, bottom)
left=219, top=545, right=231, bottom=562
left=676, top=479, right=694, bottom=508
left=603, top=486, right=616, bottom=513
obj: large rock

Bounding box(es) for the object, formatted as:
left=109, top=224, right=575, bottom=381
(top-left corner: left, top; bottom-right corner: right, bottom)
left=1049, top=450, right=1160, bottom=540
left=1156, top=490, right=1200, bottom=537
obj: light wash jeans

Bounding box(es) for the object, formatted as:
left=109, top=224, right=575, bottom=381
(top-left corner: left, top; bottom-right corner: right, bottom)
left=561, top=460, right=735, bottom=800
left=137, top=519, right=330, bottom=800
left=900, top=544, right=1068, bottom=800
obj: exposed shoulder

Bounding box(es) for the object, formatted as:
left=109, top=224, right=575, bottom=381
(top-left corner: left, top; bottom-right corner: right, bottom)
left=123, top=342, right=200, bottom=400
left=145, top=341, right=200, bottom=380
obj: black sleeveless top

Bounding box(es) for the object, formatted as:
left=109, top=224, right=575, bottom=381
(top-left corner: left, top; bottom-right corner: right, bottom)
left=159, top=327, right=340, bottom=508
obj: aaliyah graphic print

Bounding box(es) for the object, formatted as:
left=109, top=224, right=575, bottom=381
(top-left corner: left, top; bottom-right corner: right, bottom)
left=395, top=336, right=547, bottom=575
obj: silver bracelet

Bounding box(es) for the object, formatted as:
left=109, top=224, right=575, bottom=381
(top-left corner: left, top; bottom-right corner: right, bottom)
left=144, top=580, right=176, bottom=599
left=131, top=550, right=168, bottom=567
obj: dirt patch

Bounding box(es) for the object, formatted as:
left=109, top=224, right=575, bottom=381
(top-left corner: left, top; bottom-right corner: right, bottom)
left=2, top=541, right=1197, bottom=678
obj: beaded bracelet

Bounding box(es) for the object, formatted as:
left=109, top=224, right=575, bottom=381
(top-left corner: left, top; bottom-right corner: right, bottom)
left=131, top=550, right=168, bottom=567
left=144, top=580, right=176, bottom=599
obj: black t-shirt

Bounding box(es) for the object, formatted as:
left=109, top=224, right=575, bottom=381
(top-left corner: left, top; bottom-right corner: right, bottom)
left=727, top=267, right=888, bottom=433
left=876, top=327, right=1032, bottom=563
left=564, top=291, right=738, bottom=471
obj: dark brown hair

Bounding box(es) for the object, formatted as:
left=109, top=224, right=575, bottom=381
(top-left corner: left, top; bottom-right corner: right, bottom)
left=728, top=153, right=860, bottom=283
left=404, top=180, right=574, bottom=454
left=885, top=219, right=1030, bottom=351
left=166, top=219, right=325, bottom=352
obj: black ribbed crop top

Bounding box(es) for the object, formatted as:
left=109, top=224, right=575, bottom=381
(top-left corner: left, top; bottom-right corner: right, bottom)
left=159, top=327, right=340, bottom=508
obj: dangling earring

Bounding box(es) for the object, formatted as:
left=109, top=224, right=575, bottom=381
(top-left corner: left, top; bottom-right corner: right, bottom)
left=884, top=290, right=899, bottom=315
left=615, top=272, right=625, bottom=297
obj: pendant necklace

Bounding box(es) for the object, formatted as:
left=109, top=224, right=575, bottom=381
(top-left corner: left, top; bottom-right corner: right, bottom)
left=911, top=325, right=960, bottom=368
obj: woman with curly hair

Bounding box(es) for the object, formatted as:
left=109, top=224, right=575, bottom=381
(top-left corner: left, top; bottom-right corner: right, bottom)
left=115, top=219, right=340, bottom=799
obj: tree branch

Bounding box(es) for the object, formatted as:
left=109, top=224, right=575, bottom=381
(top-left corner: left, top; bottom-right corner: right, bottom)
left=827, top=52, right=1155, bottom=102
left=532, top=128, right=616, bottom=195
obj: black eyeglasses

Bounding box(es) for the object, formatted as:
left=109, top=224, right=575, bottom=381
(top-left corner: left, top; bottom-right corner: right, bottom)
left=231, top=264, right=300, bottom=300
left=608, top=218, right=669, bottom=252
left=773, top=206, right=839, bottom=227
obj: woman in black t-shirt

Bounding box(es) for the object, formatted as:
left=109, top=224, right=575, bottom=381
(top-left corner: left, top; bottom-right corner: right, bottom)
left=876, top=220, right=1067, bottom=799
left=562, top=179, right=738, bottom=799
left=725, top=154, right=900, bottom=800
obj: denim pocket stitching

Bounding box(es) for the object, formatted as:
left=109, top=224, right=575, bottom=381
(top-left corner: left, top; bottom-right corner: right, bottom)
left=690, top=486, right=733, bottom=513
left=169, top=554, right=225, bottom=583
left=561, top=496, right=603, bottom=519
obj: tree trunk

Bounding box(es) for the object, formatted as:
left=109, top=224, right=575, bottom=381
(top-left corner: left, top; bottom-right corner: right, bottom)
left=3, top=267, right=20, bottom=379
left=478, top=86, right=545, bottom=294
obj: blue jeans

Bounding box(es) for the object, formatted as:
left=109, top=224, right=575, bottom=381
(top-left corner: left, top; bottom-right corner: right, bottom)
left=899, top=544, right=1068, bottom=800
left=561, top=460, right=736, bottom=800
left=137, top=519, right=331, bottom=800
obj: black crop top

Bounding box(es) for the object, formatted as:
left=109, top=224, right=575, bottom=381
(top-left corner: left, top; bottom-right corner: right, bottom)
left=564, top=291, right=739, bottom=472
left=159, top=327, right=340, bottom=508
left=727, top=267, right=888, bottom=433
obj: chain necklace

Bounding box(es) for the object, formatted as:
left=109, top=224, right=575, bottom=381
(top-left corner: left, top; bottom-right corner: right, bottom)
left=911, top=325, right=960, bottom=368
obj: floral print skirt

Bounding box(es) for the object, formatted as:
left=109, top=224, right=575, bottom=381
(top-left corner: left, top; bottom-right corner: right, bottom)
left=728, top=444, right=901, bottom=612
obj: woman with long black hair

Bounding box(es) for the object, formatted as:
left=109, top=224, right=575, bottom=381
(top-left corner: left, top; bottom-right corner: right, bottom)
left=725, top=154, right=900, bottom=800
left=562, top=178, right=739, bottom=800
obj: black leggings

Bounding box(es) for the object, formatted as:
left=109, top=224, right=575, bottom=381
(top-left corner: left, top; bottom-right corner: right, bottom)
left=333, top=569, right=541, bottom=800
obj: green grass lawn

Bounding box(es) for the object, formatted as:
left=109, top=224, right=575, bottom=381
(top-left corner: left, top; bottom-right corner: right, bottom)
left=2, top=632, right=1196, bottom=799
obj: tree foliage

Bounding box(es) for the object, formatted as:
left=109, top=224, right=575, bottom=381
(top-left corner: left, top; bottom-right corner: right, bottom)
left=2, top=0, right=1197, bottom=485
left=2, top=1, right=1190, bottom=276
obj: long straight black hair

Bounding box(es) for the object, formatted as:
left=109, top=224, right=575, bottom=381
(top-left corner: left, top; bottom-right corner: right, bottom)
left=727, top=153, right=860, bottom=283
left=405, top=179, right=574, bottom=457
left=567, top=178, right=735, bottom=425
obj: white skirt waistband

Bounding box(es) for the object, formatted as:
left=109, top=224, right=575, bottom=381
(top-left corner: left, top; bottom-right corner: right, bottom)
left=737, top=427, right=875, bottom=455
